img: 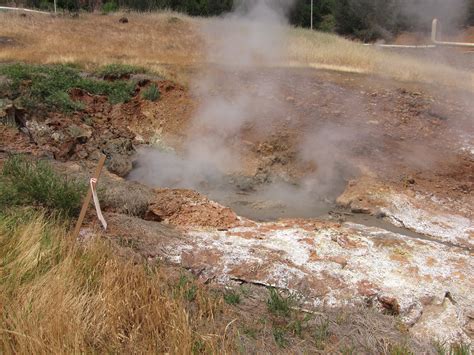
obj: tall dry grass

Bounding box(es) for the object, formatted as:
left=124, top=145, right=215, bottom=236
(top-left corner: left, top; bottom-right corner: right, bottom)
left=0, top=11, right=472, bottom=88
left=287, top=28, right=473, bottom=89
left=0, top=209, right=232, bottom=353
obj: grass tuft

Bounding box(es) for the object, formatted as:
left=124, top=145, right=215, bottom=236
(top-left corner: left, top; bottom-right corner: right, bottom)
left=141, top=83, right=160, bottom=101
left=223, top=289, right=241, bottom=305
left=314, top=319, right=330, bottom=350
left=266, top=288, right=294, bottom=317
left=0, top=155, right=87, bottom=218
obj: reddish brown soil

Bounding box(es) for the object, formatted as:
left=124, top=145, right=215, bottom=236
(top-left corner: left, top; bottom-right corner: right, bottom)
left=145, top=188, right=239, bottom=228
left=1, top=66, right=472, bottom=223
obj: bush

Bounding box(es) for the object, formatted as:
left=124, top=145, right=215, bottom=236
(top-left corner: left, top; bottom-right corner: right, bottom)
left=319, top=14, right=336, bottom=32
left=141, top=84, right=160, bottom=101
left=0, top=155, right=87, bottom=218
left=102, top=1, right=118, bottom=13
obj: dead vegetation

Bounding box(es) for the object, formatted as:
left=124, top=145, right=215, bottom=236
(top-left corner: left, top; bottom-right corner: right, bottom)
left=0, top=11, right=472, bottom=89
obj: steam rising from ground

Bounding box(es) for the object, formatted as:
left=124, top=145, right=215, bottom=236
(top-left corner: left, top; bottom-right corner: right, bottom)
left=129, top=0, right=472, bottom=220
left=130, top=0, right=354, bottom=219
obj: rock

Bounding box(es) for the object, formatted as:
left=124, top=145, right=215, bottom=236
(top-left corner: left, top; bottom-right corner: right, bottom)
left=350, top=206, right=371, bottom=214
left=103, top=137, right=134, bottom=156
left=377, top=295, right=401, bottom=315
left=106, top=154, right=133, bottom=177
left=26, top=120, right=53, bottom=145
left=67, top=124, right=92, bottom=144
left=411, top=298, right=472, bottom=345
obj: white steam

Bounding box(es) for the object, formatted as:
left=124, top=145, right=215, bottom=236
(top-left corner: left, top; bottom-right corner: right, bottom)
left=129, top=0, right=356, bottom=220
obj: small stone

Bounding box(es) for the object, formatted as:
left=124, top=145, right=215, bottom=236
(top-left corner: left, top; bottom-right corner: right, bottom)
left=378, top=295, right=400, bottom=315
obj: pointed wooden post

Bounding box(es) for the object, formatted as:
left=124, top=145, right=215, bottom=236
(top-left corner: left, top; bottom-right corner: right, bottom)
left=72, top=154, right=106, bottom=239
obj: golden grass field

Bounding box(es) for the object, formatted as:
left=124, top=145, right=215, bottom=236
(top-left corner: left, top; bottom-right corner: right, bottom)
left=0, top=210, right=233, bottom=353
left=0, top=11, right=472, bottom=88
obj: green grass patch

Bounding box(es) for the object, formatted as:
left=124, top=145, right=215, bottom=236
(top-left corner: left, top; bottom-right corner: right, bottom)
left=141, top=83, right=160, bottom=101
left=266, top=288, right=294, bottom=317
left=95, top=63, right=147, bottom=79
left=0, top=155, right=87, bottom=218
left=223, top=289, right=241, bottom=305
left=0, top=63, right=137, bottom=112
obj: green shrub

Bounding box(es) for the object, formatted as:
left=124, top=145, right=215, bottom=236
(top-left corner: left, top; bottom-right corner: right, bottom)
left=0, top=63, right=136, bottom=112
left=141, top=84, right=160, bottom=102
left=0, top=155, right=87, bottom=218
left=102, top=1, right=118, bottom=13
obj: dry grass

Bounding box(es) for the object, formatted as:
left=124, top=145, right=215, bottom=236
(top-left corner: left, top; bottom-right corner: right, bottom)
left=0, top=209, right=232, bottom=353
left=287, top=28, right=473, bottom=89
left=0, top=11, right=204, bottom=83
left=0, top=11, right=472, bottom=89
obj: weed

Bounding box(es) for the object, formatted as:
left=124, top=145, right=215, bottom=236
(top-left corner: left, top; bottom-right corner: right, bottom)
left=314, top=319, right=330, bottom=350
left=141, top=83, right=160, bottom=101
left=273, top=327, right=288, bottom=348
left=266, top=288, right=293, bottom=317
left=223, top=289, right=241, bottom=305
left=0, top=155, right=87, bottom=218
left=96, top=63, right=146, bottom=79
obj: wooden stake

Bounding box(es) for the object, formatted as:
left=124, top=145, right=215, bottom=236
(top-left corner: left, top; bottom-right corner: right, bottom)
left=72, top=154, right=106, bottom=239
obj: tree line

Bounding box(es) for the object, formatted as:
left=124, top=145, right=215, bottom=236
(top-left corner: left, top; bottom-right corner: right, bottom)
left=4, top=0, right=474, bottom=41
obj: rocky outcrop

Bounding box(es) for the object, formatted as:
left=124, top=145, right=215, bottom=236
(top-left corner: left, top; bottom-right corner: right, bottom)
left=106, top=210, right=474, bottom=345
left=337, top=176, right=474, bottom=250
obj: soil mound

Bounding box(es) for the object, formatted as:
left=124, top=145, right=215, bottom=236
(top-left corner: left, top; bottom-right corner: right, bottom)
left=145, top=189, right=240, bottom=229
